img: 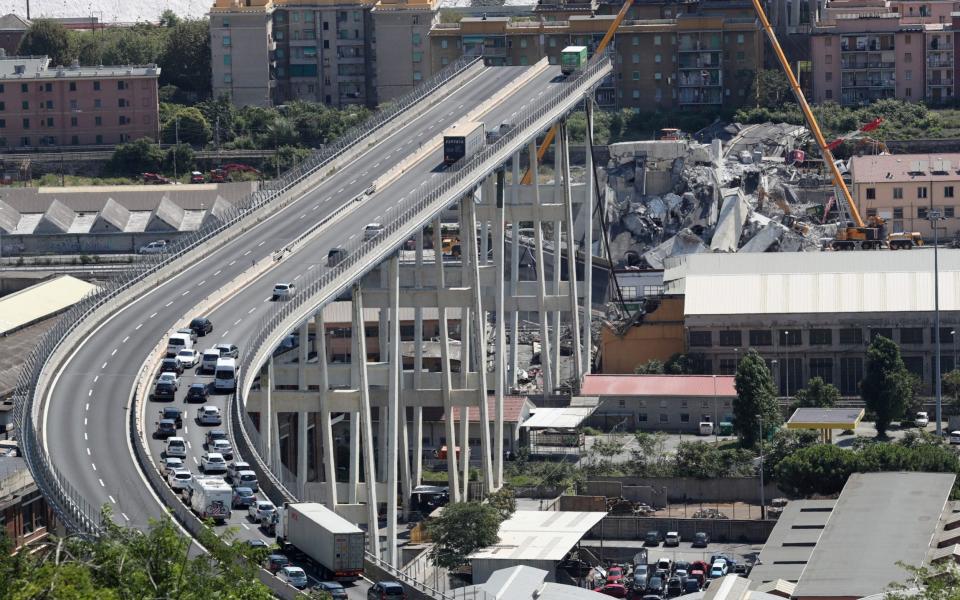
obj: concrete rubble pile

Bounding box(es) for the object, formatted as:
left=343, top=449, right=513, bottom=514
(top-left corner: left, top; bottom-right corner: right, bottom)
left=600, top=123, right=836, bottom=269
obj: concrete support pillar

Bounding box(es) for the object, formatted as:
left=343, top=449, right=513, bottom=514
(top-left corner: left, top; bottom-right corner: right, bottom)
left=458, top=199, right=471, bottom=502
left=468, top=183, right=493, bottom=495
left=352, top=284, right=380, bottom=559
left=413, top=229, right=424, bottom=489
left=552, top=137, right=562, bottom=389
left=582, top=99, right=594, bottom=376
left=434, top=216, right=460, bottom=501
left=264, top=357, right=274, bottom=467
left=386, top=255, right=401, bottom=566
left=530, top=140, right=553, bottom=394
left=561, top=121, right=583, bottom=381
left=493, top=169, right=506, bottom=488
left=509, top=153, right=521, bottom=387
left=297, top=411, right=308, bottom=497
left=298, top=320, right=309, bottom=391
left=316, top=311, right=338, bottom=509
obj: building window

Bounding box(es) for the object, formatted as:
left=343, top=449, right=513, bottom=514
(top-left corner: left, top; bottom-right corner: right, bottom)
left=932, top=327, right=955, bottom=343
left=638, top=413, right=648, bottom=422
left=224, top=55, right=232, bottom=66
left=119, top=116, right=128, bottom=125
left=826, top=89, right=833, bottom=99
left=737, top=33, right=744, bottom=43
left=94, top=99, right=101, bottom=108
left=825, top=71, right=832, bottom=82
left=659, top=414, right=669, bottom=423
left=905, top=52, right=912, bottom=63
left=654, top=53, right=661, bottom=63
left=632, top=89, right=639, bottom=99
left=71, top=135, right=78, bottom=145
left=919, top=187, right=929, bottom=199
left=906, top=70, right=912, bottom=81
left=95, top=134, right=102, bottom=144
left=654, top=34, right=661, bottom=45
left=894, top=187, right=903, bottom=199
left=632, top=53, right=639, bottom=64
left=719, top=359, right=737, bottom=375
left=947, top=207, right=956, bottom=218
left=223, top=35, right=231, bottom=46
left=412, top=51, right=422, bottom=63
left=413, top=71, right=422, bottom=81
left=901, top=328, right=924, bottom=344
left=839, top=357, right=863, bottom=395
left=70, top=116, right=77, bottom=126
left=519, top=37, right=527, bottom=49
left=68, top=81, right=76, bottom=91
left=866, top=188, right=876, bottom=200
left=117, top=80, right=126, bottom=90
left=809, top=329, right=832, bottom=345
left=779, top=329, right=802, bottom=346
left=654, top=72, right=662, bottom=80
left=809, top=357, right=834, bottom=384
left=870, top=327, right=894, bottom=342
left=20, top=83, right=27, bottom=93
left=749, top=330, right=772, bottom=346
left=946, top=186, right=955, bottom=198
left=689, top=331, right=712, bottom=347
left=839, top=328, right=863, bottom=345
left=224, top=74, right=232, bottom=83
left=680, top=414, right=690, bottom=423
left=632, top=71, right=640, bottom=81
left=825, top=54, right=832, bottom=65
left=441, top=39, right=448, bottom=49
left=21, top=100, right=27, bottom=109
left=93, top=81, right=100, bottom=91
left=94, top=116, right=102, bottom=126
left=413, top=32, right=421, bottom=45
left=718, top=330, right=742, bottom=347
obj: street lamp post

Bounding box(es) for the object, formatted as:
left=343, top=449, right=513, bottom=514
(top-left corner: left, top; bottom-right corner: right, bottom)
left=931, top=209, right=945, bottom=436
left=783, top=330, right=791, bottom=398
left=759, top=412, right=766, bottom=520
left=771, top=359, right=779, bottom=398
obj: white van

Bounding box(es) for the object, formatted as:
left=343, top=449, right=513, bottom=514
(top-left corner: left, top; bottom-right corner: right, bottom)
left=201, top=349, right=220, bottom=373
left=166, top=332, right=193, bottom=357
left=698, top=421, right=715, bottom=436
left=214, top=358, right=237, bottom=392
left=165, top=436, right=187, bottom=458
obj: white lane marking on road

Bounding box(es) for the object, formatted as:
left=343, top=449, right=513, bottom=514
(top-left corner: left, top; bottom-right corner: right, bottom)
left=248, top=307, right=256, bottom=314
left=386, top=207, right=393, bottom=213
left=337, top=187, right=344, bottom=194
left=88, top=389, right=93, bottom=397
left=84, top=418, right=87, bottom=426
left=91, top=462, right=96, bottom=471
left=198, top=280, right=206, bottom=286
left=229, top=260, right=236, bottom=266
left=165, top=301, right=173, bottom=307
left=313, top=205, right=319, bottom=211
left=349, top=234, right=357, bottom=240
left=121, top=513, right=130, bottom=522
left=299, top=214, right=306, bottom=220
left=184, top=426, right=188, bottom=435
left=373, top=163, right=380, bottom=168
left=86, top=446, right=89, bottom=453
left=214, top=270, right=222, bottom=276
left=361, top=171, right=368, bottom=176
left=350, top=179, right=357, bottom=185
left=263, top=297, right=270, bottom=302
left=98, top=478, right=105, bottom=487
left=109, top=495, right=116, bottom=504
left=241, top=523, right=250, bottom=530
left=258, top=241, right=265, bottom=247
left=94, top=375, right=98, bottom=383
left=293, top=275, right=301, bottom=281
left=307, top=265, right=315, bottom=270
left=186, top=441, right=192, bottom=449
left=221, top=330, right=229, bottom=338
left=179, top=291, right=188, bottom=298
left=111, top=348, right=118, bottom=356
left=86, top=403, right=89, bottom=411
left=243, top=250, right=252, bottom=256
left=122, top=336, right=129, bottom=344
left=135, top=323, right=143, bottom=330
left=193, top=456, right=199, bottom=465
left=150, top=312, right=157, bottom=319
left=234, top=319, right=242, bottom=326
left=101, top=362, right=108, bottom=369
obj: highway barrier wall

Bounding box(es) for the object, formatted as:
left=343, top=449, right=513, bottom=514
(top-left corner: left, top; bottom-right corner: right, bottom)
left=583, top=477, right=784, bottom=505
left=589, top=515, right=776, bottom=544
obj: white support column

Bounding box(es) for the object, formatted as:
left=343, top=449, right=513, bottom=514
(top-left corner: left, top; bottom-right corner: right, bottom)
left=493, top=169, right=506, bottom=488
left=386, top=255, right=401, bottom=566
left=413, top=229, right=424, bottom=489
left=352, top=284, right=380, bottom=558
left=458, top=199, right=471, bottom=502
left=316, top=311, right=338, bottom=509
left=435, top=216, right=460, bottom=501
left=509, top=153, right=521, bottom=387
left=468, top=183, right=493, bottom=495
left=551, top=137, right=562, bottom=389
left=298, top=320, right=309, bottom=390
left=530, top=140, right=553, bottom=394
left=298, top=411, right=308, bottom=497
left=349, top=300, right=361, bottom=505
left=561, top=121, right=583, bottom=381
left=582, top=99, right=594, bottom=376
left=264, top=357, right=274, bottom=467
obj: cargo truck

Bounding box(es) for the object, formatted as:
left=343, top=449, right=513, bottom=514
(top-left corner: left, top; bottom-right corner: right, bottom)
left=276, top=503, right=365, bottom=581
left=189, top=476, right=232, bottom=523
left=560, top=45, right=588, bottom=75
left=443, top=121, right=485, bottom=165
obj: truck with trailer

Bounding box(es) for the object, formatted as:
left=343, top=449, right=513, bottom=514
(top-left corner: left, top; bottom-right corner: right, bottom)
left=189, top=476, right=232, bottom=523
left=560, top=45, right=588, bottom=75
left=443, top=121, right=485, bottom=166
left=276, top=502, right=365, bottom=581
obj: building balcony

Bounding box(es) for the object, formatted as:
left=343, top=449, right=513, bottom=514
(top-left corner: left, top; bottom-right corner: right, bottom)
left=841, top=61, right=895, bottom=70
left=679, top=88, right=723, bottom=105
left=678, top=74, right=722, bottom=88
left=841, top=79, right=895, bottom=89
left=678, top=41, right=722, bottom=52
left=928, top=58, right=954, bottom=68
left=928, top=79, right=954, bottom=87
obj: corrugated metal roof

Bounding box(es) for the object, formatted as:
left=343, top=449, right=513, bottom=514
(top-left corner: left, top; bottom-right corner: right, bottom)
left=446, top=396, right=529, bottom=424
left=520, top=405, right=597, bottom=429
left=581, top=374, right=736, bottom=397
left=0, top=275, right=98, bottom=335
left=787, top=408, right=864, bottom=427
left=470, top=511, right=606, bottom=562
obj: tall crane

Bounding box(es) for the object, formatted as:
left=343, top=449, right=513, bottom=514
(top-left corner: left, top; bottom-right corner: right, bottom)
left=519, top=0, right=635, bottom=185
left=748, top=0, right=921, bottom=249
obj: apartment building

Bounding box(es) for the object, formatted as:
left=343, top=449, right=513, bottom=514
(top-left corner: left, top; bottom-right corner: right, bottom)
left=0, top=55, right=159, bottom=149
left=427, top=10, right=762, bottom=110
left=849, top=152, right=960, bottom=239
left=810, top=0, right=960, bottom=105
left=371, top=0, right=436, bottom=102
left=210, top=0, right=276, bottom=107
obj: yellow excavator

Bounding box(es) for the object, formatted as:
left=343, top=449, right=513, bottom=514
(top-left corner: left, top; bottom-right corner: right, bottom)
left=750, top=0, right=920, bottom=250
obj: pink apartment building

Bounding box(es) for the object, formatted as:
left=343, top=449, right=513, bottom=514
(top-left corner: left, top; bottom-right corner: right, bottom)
left=0, top=56, right=160, bottom=149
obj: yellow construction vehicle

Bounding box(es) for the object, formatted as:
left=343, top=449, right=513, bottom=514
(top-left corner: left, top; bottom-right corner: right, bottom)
left=749, top=0, right=921, bottom=250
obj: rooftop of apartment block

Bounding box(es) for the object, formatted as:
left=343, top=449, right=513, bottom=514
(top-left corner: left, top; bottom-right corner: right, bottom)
left=0, top=56, right=159, bottom=80
left=430, top=11, right=756, bottom=34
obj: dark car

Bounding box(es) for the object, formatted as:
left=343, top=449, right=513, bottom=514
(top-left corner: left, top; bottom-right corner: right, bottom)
left=666, top=576, right=683, bottom=597
left=682, top=579, right=700, bottom=594
left=160, top=357, right=183, bottom=375
left=692, top=532, right=710, bottom=548
left=186, top=383, right=209, bottom=403
left=233, top=487, right=256, bottom=509
left=368, top=581, right=406, bottom=599
left=160, top=406, right=183, bottom=428
left=644, top=530, right=662, bottom=546
left=317, top=582, right=348, bottom=600
left=245, top=538, right=268, bottom=550
left=154, top=419, right=177, bottom=439
left=206, top=429, right=228, bottom=447
left=264, top=554, right=289, bottom=574
left=152, top=382, right=176, bottom=401
left=632, top=564, right=649, bottom=592
left=189, top=317, right=213, bottom=336
left=647, top=576, right=664, bottom=597
left=674, top=561, right=691, bottom=575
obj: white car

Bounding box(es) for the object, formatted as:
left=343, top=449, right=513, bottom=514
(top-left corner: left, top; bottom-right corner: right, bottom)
left=139, top=240, right=168, bottom=254
left=201, top=452, right=228, bottom=474
left=915, top=411, right=930, bottom=427
left=215, top=343, right=239, bottom=358
left=165, top=436, right=187, bottom=458
left=363, top=222, right=384, bottom=240
left=665, top=531, right=680, bottom=546
left=197, top=405, right=222, bottom=426
left=248, top=500, right=276, bottom=523
left=167, top=468, right=192, bottom=491
left=157, top=372, right=180, bottom=389
left=162, top=457, right=184, bottom=475
left=175, top=349, right=200, bottom=369
left=234, top=470, right=259, bottom=492
left=279, top=566, right=308, bottom=589
left=950, top=431, right=960, bottom=445
left=210, top=438, right=234, bottom=460
left=272, top=283, right=296, bottom=300
left=227, top=460, right=251, bottom=481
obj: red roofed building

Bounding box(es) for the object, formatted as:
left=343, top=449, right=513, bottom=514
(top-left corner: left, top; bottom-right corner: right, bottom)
left=581, top=374, right=736, bottom=433
left=421, top=395, right=535, bottom=455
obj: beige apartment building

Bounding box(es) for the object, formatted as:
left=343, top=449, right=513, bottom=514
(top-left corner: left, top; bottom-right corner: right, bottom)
left=371, top=0, right=435, bottom=103
left=849, top=153, right=960, bottom=239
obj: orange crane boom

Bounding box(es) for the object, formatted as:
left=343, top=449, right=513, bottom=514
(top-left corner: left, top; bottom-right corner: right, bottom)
left=519, top=0, right=634, bottom=185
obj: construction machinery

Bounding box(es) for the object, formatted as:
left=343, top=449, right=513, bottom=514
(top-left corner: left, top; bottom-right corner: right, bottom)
left=209, top=163, right=262, bottom=183
left=749, top=0, right=920, bottom=250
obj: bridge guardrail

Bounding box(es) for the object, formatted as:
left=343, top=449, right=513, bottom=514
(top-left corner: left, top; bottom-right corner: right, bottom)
left=13, top=52, right=484, bottom=535
left=233, top=57, right=611, bottom=498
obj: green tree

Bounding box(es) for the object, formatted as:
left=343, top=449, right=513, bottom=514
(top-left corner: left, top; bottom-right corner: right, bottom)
left=18, top=20, right=73, bottom=66
left=487, top=486, right=517, bottom=520
left=733, top=350, right=783, bottom=447
left=634, top=359, right=665, bottom=374
left=752, top=69, right=791, bottom=109
left=161, top=107, right=212, bottom=146
left=762, top=428, right=819, bottom=480
left=774, top=444, right=857, bottom=496
left=862, top=335, right=914, bottom=436
left=159, top=9, right=181, bottom=27
left=427, top=502, right=502, bottom=569
left=158, top=19, right=212, bottom=99
left=163, top=143, right=196, bottom=175
left=791, top=376, right=840, bottom=411
left=943, top=369, right=960, bottom=408
left=106, top=137, right=164, bottom=176
left=673, top=442, right=723, bottom=479
left=629, top=431, right=672, bottom=477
